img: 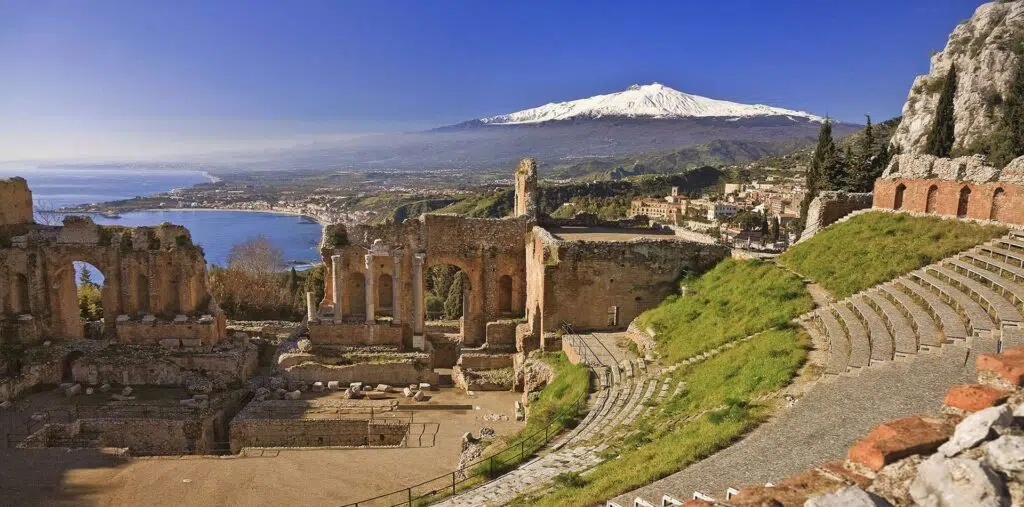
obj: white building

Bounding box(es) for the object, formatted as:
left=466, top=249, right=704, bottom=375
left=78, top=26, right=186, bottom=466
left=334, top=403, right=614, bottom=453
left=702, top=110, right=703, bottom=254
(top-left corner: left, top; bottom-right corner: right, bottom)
left=707, top=202, right=738, bottom=221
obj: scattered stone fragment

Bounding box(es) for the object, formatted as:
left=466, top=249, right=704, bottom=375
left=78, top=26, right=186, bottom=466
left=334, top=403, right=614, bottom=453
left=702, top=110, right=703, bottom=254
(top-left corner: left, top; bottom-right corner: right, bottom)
left=327, top=381, right=340, bottom=391
left=285, top=389, right=301, bottom=400
left=0, top=401, right=11, bottom=410
left=403, top=387, right=414, bottom=397
left=85, top=387, right=94, bottom=395
left=479, top=427, right=495, bottom=438
left=419, top=383, right=431, bottom=391
left=803, top=486, right=891, bottom=507
left=254, top=387, right=271, bottom=401
left=121, top=386, right=133, bottom=396
left=64, top=384, right=82, bottom=397
left=99, top=383, right=111, bottom=393
left=297, top=338, right=312, bottom=353
left=939, top=405, right=1013, bottom=457
left=110, top=394, right=135, bottom=401
left=514, top=400, right=525, bottom=421
left=413, top=390, right=426, bottom=402
left=375, top=384, right=390, bottom=392
left=909, top=455, right=1009, bottom=507
left=868, top=455, right=923, bottom=507
left=944, top=384, right=1010, bottom=413
left=312, top=382, right=324, bottom=392
left=350, top=382, right=364, bottom=392
left=987, top=435, right=1024, bottom=476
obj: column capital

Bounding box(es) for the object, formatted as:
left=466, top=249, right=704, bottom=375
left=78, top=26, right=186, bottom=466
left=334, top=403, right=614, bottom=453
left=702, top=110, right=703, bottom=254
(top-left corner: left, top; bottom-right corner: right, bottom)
left=364, top=254, right=375, bottom=270
left=413, top=253, right=426, bottom=266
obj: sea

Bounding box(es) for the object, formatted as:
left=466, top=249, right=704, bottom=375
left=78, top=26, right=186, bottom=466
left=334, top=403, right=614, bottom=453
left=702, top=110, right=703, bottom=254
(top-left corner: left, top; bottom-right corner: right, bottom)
left=0, top=167, right=324, bottom=275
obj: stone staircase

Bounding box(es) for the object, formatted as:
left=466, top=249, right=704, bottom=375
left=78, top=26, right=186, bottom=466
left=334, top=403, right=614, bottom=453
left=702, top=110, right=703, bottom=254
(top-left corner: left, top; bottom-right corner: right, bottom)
left=806, top=230, right=1024, bottom=377
left=435, top=341, right=669, bottom=506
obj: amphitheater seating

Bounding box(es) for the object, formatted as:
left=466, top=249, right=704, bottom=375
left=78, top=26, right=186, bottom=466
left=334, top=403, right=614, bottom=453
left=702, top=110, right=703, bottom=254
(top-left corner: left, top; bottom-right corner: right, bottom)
left=800, top=232, right=1024, bottom=376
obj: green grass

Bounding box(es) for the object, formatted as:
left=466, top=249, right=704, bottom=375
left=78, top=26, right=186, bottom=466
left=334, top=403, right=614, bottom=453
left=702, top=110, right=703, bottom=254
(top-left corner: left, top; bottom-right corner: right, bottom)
left=637, top=259, right=812, bottom=363
left=514, top=327, right=810, bottom=507
left=779, top=211, right=1007, bottom=298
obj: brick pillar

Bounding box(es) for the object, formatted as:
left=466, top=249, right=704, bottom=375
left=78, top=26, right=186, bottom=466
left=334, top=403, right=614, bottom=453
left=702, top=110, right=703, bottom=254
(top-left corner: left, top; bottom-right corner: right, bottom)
left=364, top=254, right=376, bottom=323
left=413, top=253, right=425, bottom=334
left=331, top=254, right=343, bottom=321
left=391, top=252, right=403, bottom=324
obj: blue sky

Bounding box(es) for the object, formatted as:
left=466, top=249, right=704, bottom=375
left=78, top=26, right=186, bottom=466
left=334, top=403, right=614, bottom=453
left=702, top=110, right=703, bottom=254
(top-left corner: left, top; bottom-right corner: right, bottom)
left=0, top=0, right=984, bottom=160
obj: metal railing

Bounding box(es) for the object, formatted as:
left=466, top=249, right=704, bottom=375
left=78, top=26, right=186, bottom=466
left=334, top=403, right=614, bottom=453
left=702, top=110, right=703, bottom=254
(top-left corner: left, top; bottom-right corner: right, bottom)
left=340, top=383, right=591, bottom=506
left=561, top=323, right=610, bottom=368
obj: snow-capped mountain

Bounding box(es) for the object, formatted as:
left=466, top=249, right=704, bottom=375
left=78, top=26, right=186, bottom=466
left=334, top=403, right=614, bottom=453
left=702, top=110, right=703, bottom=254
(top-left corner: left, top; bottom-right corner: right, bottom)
left=479, top=83, right=827, bottom=125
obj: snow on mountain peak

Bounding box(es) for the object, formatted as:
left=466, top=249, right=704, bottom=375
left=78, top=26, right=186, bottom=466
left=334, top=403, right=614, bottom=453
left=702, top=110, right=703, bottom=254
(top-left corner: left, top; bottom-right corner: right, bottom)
left=479, top=83, right=826, bottom=125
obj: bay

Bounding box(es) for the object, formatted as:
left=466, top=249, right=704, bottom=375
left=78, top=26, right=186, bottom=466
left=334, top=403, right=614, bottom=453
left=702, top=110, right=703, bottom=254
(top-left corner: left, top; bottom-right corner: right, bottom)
left=0, top=166, right=324, bottom=270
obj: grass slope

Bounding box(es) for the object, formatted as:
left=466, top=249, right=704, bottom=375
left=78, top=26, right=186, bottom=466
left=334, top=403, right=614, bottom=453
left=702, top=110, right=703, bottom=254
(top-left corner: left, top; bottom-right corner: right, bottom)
left=779, top=212, right=1007, bottom=299
left=638, top=259, right=813, bottom=364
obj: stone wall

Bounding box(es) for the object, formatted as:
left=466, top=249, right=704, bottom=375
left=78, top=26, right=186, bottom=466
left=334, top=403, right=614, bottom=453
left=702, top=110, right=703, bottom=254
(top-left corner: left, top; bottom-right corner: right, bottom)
left=514, top=158, right=538, bottom=218
left=283, top=359, right=439, bottom=385
left=526, top=227, right=729, bottom=343
left=115, top=316, right=225, bottom=346
left=798, top=191, right=874, bottom=242
left=873, top=177, right=1024, bottom=224
left=458, top=352, right=514, bottom=370
left=307, top=321, right=408, bottom=347
left=0, top=177, right=34, bottom=226
left=229, top=400, right=408, bottom=452
left=485, top=320, right=518, bottom=348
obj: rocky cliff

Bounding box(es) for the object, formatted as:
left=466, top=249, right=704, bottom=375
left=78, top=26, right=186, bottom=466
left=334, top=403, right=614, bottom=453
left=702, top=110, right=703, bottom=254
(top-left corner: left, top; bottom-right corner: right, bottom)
left=891, top=1, right=1024, bottom=155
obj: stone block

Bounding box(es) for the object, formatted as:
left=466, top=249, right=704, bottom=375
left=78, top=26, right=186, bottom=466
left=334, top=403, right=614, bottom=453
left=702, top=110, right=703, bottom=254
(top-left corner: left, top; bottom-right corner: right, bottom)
left=847, top=416, right=954, bottom=471
left=977, top=349, right=1024, bottom=388
left=312, top=381, right=325, bottom=392
left=116, top=314, right=130, bottom=323
left=419, top=382, right=432, bottom=391
left=110, top=394, right=135, bottom=401
left=198, top=314, right=214, bottom=324
left=413, top=390, right=426, bottom=401
left=142, top=314, right=156, bottom=323
left=327, top=381, right=341, bottom=391
left=350, top=382, right=364, bottom=391
left=0, top=401, right=12, bottom=410
left=181, top=338, right=202, bottom=348
left=375, top=384, right=390, bottom=392
left=64, top=384, right=82, bottom=397
left=285, top=390, right=302, bottom=400
left=121, top=386, right=133, bottom=396
left=408, top=384, right=418, bottom=391
left=159, top=338, right=181, bottom=349
left=943, top=384, right=1010, bottom=413
left=85, top=387, right=94, bottom=395
left=403, top=387, right=414, bottom=397
left=173, top=314, right=188, bottom=324
left=514, top=400, right=524, bottom=421
left=363, top=391, right=386, bottom=400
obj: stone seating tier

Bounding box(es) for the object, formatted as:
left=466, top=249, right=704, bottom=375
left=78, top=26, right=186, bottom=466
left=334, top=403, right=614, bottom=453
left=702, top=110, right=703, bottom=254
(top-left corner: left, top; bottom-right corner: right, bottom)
left=833, top=304, right=871, bottom=368
left=849, top=296, right=893, bottom=362
left=865, top=290, right=917, bottom=355
left=878, top=284, right=942, bottom=347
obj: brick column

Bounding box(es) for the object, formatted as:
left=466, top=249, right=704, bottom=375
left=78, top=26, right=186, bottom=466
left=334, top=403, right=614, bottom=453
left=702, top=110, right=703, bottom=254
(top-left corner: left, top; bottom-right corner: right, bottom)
left=413, top=253, right=425, bottom=334
left=331, top=254, right=344, bottom=321
left=391, top=252, right=403, bottom=324
left=364, top=254, right=376, bottom=323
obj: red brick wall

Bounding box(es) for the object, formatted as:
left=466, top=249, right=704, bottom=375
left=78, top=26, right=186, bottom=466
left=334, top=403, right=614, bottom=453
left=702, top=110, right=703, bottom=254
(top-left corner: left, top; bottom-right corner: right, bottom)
left=873, top=178, right=1024, bottom=224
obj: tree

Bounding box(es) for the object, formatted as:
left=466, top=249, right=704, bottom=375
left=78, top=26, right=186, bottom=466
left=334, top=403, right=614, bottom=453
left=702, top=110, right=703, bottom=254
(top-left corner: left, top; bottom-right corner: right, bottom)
left=925, top=65, right=958, bottom=158
left=287, top=267, right=299, bottom=294
left=443, top=273, right=465, bottom=320
left=859, top=115, right=874, bottom=160
left=770, top=216, right=781, bottom=242
left=228, top=236, right=284, bottom=274
left=974, top=50, right=1024, bottom=167
left=79, top=267, right=95, bottom=288
left=800, top=119, right=842, bottom=225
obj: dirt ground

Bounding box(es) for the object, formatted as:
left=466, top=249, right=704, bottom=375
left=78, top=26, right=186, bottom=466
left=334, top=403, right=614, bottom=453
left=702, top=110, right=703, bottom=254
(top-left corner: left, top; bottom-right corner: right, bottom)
left=0, top=388, right=525, bottom=507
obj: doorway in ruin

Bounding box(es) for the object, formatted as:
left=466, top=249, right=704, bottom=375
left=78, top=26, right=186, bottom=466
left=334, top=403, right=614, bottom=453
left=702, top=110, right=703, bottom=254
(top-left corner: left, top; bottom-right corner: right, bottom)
left=348, top=272, right=366, bottom=319
left=957, top=186, right=972, bottom=218
left=498, top=275, right=513, bottom=315
left=378, top=273, right=394, bottom=317
left=893, top=183, right=906, bottom=210
left=991, top=188, right=1006, bottom=222
left=53, top=262, right=112, bottom=340
left=60, top=351, right=85, bottom=383
left=424, top=264, right=469, bottom=330
left=926, top=185, right=939, bottom=214
left=8, top=273, right=30, bottom=314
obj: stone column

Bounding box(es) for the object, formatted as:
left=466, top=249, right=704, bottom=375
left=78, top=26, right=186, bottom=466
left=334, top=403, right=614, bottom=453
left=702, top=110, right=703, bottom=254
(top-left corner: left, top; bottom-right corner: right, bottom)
left=364, top=254, right=376, bottom=323
left=413, top=253, right=425, bottom=334
left=306, top=291, right=316, bottom=322
left=391, top=252, right=403, bottom=324
left=331, top=254, right=344, bottom=321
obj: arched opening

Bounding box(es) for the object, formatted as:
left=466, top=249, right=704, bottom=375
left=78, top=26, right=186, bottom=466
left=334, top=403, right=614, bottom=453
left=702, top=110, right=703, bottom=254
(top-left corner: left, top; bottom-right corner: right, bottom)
left=136, top=274, right=150, bottom=313
left=424, top=264, right=469, bottom=330
left=498, top=275, right=513, bottom=314
left=925, top=185, right=939, bottom=214
left=991, top=187, right=1006, bottom=222
left=54, top=262, right=110, bottom=340
left=377, top=274, right=394, bottom=317
left=957, top=186, right=972, bottom=218
left=347, top=272, right=366, bottom=319
left=893, top=183, right=906, bottom=210
left=11, top=274, right=30, bottom=314
left=61, top=351, right=85, bottom=383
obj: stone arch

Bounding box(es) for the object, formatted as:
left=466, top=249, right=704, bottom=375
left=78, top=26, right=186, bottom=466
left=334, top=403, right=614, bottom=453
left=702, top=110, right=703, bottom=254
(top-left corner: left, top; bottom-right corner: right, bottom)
left=54, top=261, right=115, bottom=340
left=498, top=275, right=513, bottom=314
left=893, top=183, right=906, bottom=210
left=925, top=185, right=939, bottom=214
left=957, top=186, right=972, bottom=218
left=348, top=272, right=366, bottom=317
left=991, top=187, right=1007, bottom=222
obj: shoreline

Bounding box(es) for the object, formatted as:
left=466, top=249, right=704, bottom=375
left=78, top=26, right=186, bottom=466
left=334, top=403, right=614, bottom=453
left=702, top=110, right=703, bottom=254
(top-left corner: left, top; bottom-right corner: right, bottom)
left=138, top=207, right=322, bottom=223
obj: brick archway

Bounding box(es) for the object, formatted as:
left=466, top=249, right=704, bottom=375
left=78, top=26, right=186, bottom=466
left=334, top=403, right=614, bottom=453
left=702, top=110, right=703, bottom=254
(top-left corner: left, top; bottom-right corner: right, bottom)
left=893, top=183, right=906, bottom=210
left=991, top=187, right=1006, bottom=221
left=926, top=185, right=939, bottom=214
left=957, top=186, right=972, bottom=218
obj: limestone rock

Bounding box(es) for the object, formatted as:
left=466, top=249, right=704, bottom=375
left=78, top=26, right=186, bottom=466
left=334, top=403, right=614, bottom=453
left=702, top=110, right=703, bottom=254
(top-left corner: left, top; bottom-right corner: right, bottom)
left=254, top=387, right=271, bottom=401
left=891, top=1, right=1024, bottom=156
left=121, top=386, right=133, bottom=396
left=1001, top=155, right=1024, bottom=184
left=64, top=384, right=82, bottom=397
left=312, top=381, right=324, bottom=393
left=184, top=376, right=214, bottom=396
left=413, top=390, right=426, bottom=402
left=327, top=381, right=340, bottom=391
left=909, top=455, right=1009, bottom=507
left=284, top=389, right=301, bottom=400
left=803, top=486, right=891, bottom=507
left=375, top=384, right=390, bottom=392
left=939, top=405, right=1013, bottom=456
left=869, top=455, right=924, bottom=507
left=296, top=338, right=312, bottom=353
left=986, top=435, right=1024, bottom=475
left=403, top=387, right=414, bottom=397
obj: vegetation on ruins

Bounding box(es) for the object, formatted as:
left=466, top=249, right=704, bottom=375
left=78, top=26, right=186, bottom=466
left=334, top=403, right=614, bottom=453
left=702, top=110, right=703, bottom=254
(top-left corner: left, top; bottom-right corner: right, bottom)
left=965, top=39, right=1024, bottom=166
left=424, top=264, right=468, bottom=320
left=925, top=65, right=958, bottom=158
left=517, top=328, right=809, bottom=506
left=779, top=211, right=1007, bottom=298
left=77, top=268, right=103, bottom=321
left=208, top=236, right=325, bottom=320
left=637, top=259, right=812, bottom=363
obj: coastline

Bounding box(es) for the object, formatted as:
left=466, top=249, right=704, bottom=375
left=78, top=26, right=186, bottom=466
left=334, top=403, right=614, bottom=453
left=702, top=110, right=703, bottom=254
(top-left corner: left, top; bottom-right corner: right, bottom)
left=139, top=207, right=322, bottom=224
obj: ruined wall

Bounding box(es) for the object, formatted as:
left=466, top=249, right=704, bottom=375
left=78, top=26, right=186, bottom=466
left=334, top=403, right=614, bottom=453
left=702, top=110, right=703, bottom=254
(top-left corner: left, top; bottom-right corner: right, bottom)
left=80, top=418, right=200, bottom=455
left=458, top=352, right=514, bottom=370
left=282, top=360, right=439, bottom=385
left=0, top=177, right=34, bottom=226
left=485, top=320, right=518, bottom=348
left=527, top=227, right=729, bottom=343
left=229, top=402, right=407, bottom=452
left=798, top=191, right=874, bottom=242
left=307, top=321, right=408, bottom=347
left=514, top=158, right=538, bottom=218
left=0, top=215, right=225, bottom=344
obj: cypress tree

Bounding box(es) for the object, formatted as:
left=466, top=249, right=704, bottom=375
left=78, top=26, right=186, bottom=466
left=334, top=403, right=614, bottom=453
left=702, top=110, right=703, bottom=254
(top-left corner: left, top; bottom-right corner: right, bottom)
left=983, top=49, right=1024, bottom=167
left=287, top=267, right=299, bottom=294
left=925, top=65, right=958, bottom=158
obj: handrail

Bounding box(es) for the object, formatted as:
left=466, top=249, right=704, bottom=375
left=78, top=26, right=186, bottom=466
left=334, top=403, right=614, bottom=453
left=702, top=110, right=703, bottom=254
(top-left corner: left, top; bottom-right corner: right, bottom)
left=339, top=362, right=593, bottom=507
left=561, top=322, right=607, bottom=368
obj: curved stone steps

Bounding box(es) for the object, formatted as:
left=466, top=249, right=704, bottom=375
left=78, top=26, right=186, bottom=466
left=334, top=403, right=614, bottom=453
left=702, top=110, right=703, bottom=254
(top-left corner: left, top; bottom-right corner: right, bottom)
left=607, top=377, right=651, bottom=431
left=912, top=270, right=996, bottom=335
left=879, top=283, right=943, bottom=347
left=575, top=378, right=628, bottom=443
left=950, top=257, right=1024, bottom=311
left=555, top=388, right=611, bottom=449
left=967, top=250, right=1024, bottom=284
left=996, top=236, right=1024, bottom=254
left=896, top=278, right=967, bottom=341
left=816, top=308, right=850, bottom=374
left=929, top=264, right=1022, bottom=326
left=979, top=244, right=1024, bottom=269
left=833, top=303, right=871, bottom=368
left=585, top=379, right=640, bottom=441
left=865, top=290, right=917, bottom=355
left=621, top=379, right=660, bottom=428
left=850, top=296, right=894, bottom=362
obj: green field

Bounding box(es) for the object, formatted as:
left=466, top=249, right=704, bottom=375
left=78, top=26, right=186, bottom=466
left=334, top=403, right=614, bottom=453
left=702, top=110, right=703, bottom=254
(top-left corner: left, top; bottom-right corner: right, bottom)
left=637, top=258, right=812, bottom=364
left=780, top=211, right=1007, bottom=298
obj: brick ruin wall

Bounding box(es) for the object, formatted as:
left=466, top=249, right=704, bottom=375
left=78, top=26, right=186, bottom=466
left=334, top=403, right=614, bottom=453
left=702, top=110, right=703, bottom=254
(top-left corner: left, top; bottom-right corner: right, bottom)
left=229, top=401, right=408, bottom=452
left=308, top=321, right=408, bottom=347
left=799, top=191, right=874, bottom=242
left=0, top=177, right=34, bottom=226
left=282, top=360, right=439, bottom=386
left=526, top=227, right=730, bottom=343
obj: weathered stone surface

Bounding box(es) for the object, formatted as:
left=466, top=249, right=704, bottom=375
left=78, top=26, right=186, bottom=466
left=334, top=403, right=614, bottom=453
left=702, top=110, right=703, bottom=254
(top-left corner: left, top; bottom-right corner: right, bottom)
left=978, top=350, right=1024, bottom=388
left=986, top=435, right=1024, bottom=475
left=733, top=469, right=845, bottom=506
left=413, top=390, right=426, bottom=402
left=184, top=376, right=214, bottom=395
left=940, top=405, right=1013, bottom=456
left=403, top=387, right=414, bottom=397
left=909, top=455, right=1009, bottom=507
left=64, top=383, right=82, bottom=397
left=944, top=384, right=1010, bottom=413
left=311, top=381, right=324, bottom=392
left=848, top=416, right=954, bottom=471
left=803, top=486, right=891, bottom=507
left=297, top=339, right=312, bottom=353
left=869, top=455, right=923, bottom=507
left=284, top=389, right=301, bottom=400
left=375, top=384, right=390, bottom=392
